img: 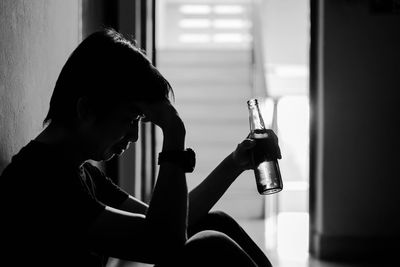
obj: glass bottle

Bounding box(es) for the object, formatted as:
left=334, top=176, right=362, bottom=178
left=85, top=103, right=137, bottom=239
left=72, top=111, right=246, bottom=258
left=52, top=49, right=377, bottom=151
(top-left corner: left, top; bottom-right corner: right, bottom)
left=247, top=98, right=283, bottom=195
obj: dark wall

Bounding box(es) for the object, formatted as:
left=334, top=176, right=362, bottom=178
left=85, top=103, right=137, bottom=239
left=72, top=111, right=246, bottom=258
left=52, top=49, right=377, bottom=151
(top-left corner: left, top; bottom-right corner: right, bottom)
left=82, top=0, right=118, bottom=38
left=311, top=0, right=400, bottom=260
left=0, top=0, right=80, bottom=174
left=0, top=0, right=118, bottom=175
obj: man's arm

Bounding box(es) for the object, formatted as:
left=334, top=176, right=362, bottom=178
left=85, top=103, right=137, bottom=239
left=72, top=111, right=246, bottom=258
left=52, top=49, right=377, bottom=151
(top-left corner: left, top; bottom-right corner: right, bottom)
left=114, top=140, right=251, bottom=230
left=188, top=139, right=255, bottom=226
left=117, top=195, right=148, bottom=215
left=188, top=153, right=242, bottom=226
left=88, top=101, right=188, bottom=263
left=142, top=102, right=188, bottom=246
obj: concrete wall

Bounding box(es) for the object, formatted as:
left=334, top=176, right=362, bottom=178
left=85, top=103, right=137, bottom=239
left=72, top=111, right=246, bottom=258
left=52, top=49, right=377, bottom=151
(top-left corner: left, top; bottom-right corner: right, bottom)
left=311, top=0, right=400, bottom=260
left=0, top=1, right=80, bottom=173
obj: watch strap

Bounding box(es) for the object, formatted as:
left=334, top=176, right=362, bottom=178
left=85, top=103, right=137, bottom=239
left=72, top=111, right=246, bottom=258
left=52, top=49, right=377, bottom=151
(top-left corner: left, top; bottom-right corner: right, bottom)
left=158, top=148, right=196, bottom=173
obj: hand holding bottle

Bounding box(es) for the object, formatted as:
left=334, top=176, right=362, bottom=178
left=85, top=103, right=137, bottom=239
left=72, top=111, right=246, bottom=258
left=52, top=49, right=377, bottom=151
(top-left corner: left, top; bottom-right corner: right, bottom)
left=136, top=100, right=186, bottom=151
left=231, top=138, right=256, bottom=172
left=231, top=131, right=281, bottom=172
left=247, top=98, right=283, bottom=195
left=251, top=129, right=282, bottom=165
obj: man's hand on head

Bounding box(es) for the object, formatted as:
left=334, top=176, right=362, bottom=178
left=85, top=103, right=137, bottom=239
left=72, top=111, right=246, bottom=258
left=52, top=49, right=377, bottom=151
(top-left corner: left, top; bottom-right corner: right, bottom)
left=135, top=101, right=185, bottom=135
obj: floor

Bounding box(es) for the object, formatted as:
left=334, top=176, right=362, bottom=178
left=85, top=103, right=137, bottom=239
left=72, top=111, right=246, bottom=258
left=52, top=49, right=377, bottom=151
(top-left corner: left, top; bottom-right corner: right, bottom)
left=109, top=213, right=387, bottom=267
left=239, top=214, right=388, bottom=267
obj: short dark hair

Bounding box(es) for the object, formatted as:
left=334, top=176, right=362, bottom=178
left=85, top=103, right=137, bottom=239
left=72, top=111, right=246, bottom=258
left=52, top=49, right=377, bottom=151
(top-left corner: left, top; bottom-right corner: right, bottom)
left=44, top=28, right=173, bottom=126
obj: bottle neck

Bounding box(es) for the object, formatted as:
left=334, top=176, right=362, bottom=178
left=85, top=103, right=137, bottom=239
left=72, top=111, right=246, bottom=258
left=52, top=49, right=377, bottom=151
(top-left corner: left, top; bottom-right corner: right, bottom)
left=247, top=99, right=266, bottom=134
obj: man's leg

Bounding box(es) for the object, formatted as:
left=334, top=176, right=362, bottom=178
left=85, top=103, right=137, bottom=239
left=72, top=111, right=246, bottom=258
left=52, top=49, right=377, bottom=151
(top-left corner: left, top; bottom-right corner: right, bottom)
left=182, top=230, right=258, bottom=267
left=154, top=230, right=258, bottom=267
left=188, top=210, right=273, bottom=267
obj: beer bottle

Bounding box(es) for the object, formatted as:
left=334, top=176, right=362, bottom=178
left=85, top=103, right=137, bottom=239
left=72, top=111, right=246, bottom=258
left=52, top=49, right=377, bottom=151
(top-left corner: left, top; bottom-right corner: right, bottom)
left=247, top=98, right=283, bottom=195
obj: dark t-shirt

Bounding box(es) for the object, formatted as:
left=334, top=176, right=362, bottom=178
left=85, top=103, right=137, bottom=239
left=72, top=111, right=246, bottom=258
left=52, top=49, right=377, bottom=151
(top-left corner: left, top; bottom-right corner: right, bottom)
left=0, top=140, right=129, bottom=266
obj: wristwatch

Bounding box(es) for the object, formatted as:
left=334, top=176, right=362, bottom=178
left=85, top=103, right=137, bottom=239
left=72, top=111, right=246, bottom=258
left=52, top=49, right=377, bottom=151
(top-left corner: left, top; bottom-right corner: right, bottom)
left=158, top=148, right=196, bottom=173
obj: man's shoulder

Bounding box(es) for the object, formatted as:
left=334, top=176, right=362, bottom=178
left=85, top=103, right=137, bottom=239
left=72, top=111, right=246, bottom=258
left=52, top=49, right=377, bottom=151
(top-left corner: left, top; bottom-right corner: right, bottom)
left=1, top=141, right=37, bottom=174
left=1, top=140, right=69, bottom=179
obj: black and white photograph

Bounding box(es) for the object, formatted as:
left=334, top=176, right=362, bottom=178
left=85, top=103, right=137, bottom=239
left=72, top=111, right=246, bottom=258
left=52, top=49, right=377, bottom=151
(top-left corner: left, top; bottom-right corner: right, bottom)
left=1, top=0, right=399, bottom=266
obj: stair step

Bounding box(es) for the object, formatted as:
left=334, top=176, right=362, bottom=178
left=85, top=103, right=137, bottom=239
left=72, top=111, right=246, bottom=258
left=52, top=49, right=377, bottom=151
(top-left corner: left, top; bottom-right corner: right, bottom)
left=177, top=102, right=248, bottom=120
left=186, top=126, right=249, bottom=146
left=157, top=48, right=264, bottom=220
left=161, top=66, right=251, bottom=85
left=174, top=88, right=251, bottom=103
left=157, top=49, right=251, bottom=67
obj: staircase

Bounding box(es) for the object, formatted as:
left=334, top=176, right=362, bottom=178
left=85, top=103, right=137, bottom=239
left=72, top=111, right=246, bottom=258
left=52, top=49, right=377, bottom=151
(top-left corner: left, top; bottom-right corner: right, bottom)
left=157, top=48, right=265, bottom=219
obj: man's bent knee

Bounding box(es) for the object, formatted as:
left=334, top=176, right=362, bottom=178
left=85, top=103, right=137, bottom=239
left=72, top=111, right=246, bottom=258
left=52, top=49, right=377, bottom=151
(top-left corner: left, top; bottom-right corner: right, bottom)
left=182, top=230, right=257, bottom=267
left=207, top=210, right=236, bottom=224
left=186, top=230, right=233, bottom=248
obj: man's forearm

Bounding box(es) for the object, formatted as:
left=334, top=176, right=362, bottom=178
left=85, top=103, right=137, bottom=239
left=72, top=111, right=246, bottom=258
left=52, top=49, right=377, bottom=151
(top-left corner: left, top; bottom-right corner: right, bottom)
left=145, top=126, right=188, bottom=245
left=146, top=164, right=188, bottom=244
left=188, top=153, right=243, bottom=226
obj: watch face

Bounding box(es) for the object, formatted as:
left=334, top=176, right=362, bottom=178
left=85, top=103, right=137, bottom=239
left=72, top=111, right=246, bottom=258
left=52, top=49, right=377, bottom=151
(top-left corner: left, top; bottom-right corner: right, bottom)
left=185, top=148, right=196, bottom=173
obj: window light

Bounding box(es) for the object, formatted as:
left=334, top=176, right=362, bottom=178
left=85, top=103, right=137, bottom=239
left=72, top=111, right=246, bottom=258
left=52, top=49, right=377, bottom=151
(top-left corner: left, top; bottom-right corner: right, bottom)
left=179, top=34, right=211, bottom=43
left=214, top=5, right=244, bottom=14
left=213, top=19, right=251, bottom=29
left=179, top=19, right=212, bottom=29
left=213, top=33, right=250, bottom=43
left=179, top=5, right=211, bottom=15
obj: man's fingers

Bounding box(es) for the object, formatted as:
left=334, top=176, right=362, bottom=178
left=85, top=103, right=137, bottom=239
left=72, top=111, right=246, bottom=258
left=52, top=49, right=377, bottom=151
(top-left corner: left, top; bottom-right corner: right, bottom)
left=241, top=138, right=256, bottom=149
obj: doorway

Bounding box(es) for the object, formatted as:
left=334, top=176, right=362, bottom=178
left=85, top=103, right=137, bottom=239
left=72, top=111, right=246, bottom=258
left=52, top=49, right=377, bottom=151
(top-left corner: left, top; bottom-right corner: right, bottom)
left=155, top=0, right=310, bottom=264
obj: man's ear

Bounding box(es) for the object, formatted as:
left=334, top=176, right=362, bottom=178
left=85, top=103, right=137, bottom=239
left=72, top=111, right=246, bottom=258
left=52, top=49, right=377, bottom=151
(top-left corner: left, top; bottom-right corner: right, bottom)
left=76, top=97, right=95, bottom=122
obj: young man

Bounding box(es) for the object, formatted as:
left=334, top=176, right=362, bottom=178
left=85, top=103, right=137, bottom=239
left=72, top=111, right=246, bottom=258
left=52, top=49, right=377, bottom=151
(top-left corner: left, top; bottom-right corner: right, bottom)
left=0, top=28, right=276, bottom=267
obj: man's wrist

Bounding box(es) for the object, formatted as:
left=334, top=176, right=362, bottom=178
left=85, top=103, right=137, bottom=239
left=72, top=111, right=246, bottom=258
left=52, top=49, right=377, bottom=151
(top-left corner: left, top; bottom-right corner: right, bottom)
left=162, top=132, right=185, bottom=151
left=229, top=152, right=246, bottom=173
left=162, top=123, right=186, bottom=151
left=158, top=148, right=196, bottom=173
